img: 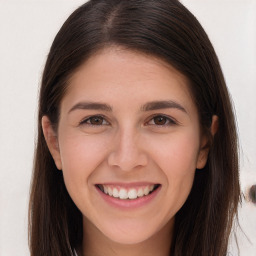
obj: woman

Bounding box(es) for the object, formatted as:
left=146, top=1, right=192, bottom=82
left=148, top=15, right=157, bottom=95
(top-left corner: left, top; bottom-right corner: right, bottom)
left=28, top=0, right=240, bottom=255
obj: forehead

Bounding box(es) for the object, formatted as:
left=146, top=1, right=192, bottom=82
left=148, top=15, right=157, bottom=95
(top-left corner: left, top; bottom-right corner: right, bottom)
left=61, top=47, right=196, bottom=115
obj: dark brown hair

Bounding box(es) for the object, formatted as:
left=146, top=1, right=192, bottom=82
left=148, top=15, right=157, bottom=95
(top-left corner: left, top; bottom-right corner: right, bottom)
left=29, top=0, right=240, bottom=255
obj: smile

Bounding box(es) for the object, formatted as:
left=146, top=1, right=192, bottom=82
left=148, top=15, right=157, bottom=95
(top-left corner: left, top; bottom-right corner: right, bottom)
left=96, top=184, right=160, bottom=200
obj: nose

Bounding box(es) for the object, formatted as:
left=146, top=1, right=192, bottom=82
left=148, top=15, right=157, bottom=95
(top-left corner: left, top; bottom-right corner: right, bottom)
left=107, top=127, right=148, bottom=171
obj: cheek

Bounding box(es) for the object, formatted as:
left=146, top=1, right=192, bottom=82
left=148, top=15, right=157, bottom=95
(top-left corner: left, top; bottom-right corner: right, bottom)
left=57, top=131, right=112, bottom=214
left=58, top=131, right=110, bottom=185
left=146, top=130, right=200, bottom=207
left=148, top=129, right=200, bottom=171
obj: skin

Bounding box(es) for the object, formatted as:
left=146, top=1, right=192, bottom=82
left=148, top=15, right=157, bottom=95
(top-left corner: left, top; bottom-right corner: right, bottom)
left=42, top=47, right=217, bottom=256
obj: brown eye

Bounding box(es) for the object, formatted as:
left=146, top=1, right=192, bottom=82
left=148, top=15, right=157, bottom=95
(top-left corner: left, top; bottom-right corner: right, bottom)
left=147, top=115, right=176, bottom=126
left=81, top=116, right=108, bottom=126
left=90, top=116, right=104, bottom=125
left=153, top=116, right=168, bottom=125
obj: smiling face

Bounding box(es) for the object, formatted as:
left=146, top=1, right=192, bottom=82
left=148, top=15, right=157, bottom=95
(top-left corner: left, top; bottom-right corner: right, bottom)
left=42, top=47, right=210, bottom=250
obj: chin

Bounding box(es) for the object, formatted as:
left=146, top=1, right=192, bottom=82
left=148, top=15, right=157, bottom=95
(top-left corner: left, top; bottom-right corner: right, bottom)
left=105, top=231, right=152, bottom=245
left=98, top=219, right=163, bottom=245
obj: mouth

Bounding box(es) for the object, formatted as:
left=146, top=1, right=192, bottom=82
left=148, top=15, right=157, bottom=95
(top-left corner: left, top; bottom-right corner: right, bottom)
left=95, top=184, right=161, bottom=200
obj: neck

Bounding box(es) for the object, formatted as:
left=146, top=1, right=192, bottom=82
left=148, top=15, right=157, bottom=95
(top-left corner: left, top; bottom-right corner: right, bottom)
left=81, top=218, right=174, bottom=256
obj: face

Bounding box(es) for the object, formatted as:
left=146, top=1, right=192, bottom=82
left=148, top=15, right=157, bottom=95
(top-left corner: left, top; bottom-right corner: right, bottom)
left=43, top=48, right=210, bottom=246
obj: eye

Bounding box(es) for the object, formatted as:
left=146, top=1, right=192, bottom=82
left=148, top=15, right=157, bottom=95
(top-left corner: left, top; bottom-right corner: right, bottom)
left=80, top=115, right=109, bottom=126
left=147, top=115, right=176, bottom=126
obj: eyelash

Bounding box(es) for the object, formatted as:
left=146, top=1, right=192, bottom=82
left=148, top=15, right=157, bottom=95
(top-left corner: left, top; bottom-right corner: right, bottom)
left=79, top=114, right=177, bottom=127
left=79, top=115, right=109, bottom=126
left=146, top=115, right=177, bottom=126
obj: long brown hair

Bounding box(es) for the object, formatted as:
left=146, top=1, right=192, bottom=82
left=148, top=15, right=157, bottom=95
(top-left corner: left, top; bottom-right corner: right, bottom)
left=29, top=0, right=240, bottom=255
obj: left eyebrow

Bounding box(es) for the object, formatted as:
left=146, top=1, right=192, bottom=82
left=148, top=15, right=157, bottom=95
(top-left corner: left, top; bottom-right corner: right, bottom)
left=141, top=100, right=187, bottom=113
left=68, top=102, right=112, bottom=114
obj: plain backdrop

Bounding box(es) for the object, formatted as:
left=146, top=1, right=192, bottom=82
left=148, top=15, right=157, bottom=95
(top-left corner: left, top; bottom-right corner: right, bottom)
left=0, top=0, right=255, bottom=255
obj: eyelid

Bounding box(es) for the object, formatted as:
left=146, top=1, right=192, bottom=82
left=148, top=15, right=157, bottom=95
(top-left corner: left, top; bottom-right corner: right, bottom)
left=79, top=115, right=110, bottom=126
left=145, top=114, right=178, bottom=126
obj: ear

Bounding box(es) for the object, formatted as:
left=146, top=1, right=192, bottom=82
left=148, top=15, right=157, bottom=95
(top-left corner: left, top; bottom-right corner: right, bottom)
left=196, top=115, right=218, bottom=169
left=42, top=116, right=62, bottom=170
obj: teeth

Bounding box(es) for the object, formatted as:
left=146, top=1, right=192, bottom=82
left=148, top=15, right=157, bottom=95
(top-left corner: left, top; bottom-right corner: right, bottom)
left=99, top=184, right=157, bottom=200
left=113, top=188, right=119, bottom=198
left=108, top=187, right=113, bottom=196
left=144, top=186, right=150, bottom=195
left=128, top=189, right=138, bottom=199
left=137, top=188, right=144, bottom=197
left=119, top=189, right=128, bottom=199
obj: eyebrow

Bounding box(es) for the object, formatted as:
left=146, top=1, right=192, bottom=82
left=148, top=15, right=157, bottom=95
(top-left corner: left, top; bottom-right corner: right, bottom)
left=141, top=100, right=187, bottom=113
left=68, top=102, right=112, bottom=113
left=68, top=100, right=187, bottom=114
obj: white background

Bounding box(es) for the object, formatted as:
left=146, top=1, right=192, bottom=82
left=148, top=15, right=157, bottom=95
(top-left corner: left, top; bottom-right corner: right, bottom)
left=0, top=1, right=255, bottom=255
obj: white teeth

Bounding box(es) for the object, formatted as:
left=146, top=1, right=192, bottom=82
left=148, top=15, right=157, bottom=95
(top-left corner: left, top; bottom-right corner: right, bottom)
left=119, top=189, right=128, bottom=199
left=100, top=185, right=157, bottom=200
left=128, top=189, right=138, bottom=199
left=144, top=186, right=150, bottom=195
left=137, top=188, right=144, bottom=197
left=113, top=188, right=119, bottom=198
left=108, top=187, right=113, bottom=196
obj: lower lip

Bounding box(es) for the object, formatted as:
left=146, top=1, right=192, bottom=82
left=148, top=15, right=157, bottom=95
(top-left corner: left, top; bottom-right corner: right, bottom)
left=95, top=185, right=161, bottom=210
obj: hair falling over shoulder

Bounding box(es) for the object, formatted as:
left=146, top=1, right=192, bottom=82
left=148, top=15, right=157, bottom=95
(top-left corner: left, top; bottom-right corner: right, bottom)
left=28, top=0, right=240, bottom=255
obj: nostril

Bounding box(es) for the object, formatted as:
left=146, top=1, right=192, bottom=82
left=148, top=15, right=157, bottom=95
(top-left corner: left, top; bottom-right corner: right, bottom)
left=249, top=185, right=256, bottom=204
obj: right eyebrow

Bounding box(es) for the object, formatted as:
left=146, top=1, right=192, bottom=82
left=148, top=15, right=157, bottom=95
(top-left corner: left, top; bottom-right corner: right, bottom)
left=68, top=102, right=112, bottom=114
left=141, top=100, right=187, bottom=113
